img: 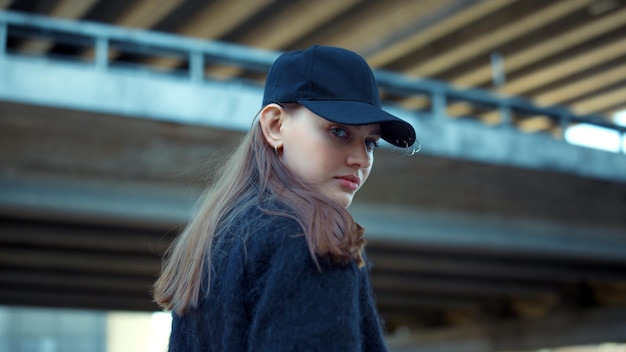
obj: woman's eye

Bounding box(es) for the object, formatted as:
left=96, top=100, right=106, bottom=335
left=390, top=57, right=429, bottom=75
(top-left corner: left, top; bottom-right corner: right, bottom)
left=330, top=127, right=348, bottom=138
left=365, top=139, right=379, bottom=152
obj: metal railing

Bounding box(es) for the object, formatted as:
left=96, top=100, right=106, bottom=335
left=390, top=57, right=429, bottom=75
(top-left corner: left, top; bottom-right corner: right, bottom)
left=1, top=10, right=624, bottom=150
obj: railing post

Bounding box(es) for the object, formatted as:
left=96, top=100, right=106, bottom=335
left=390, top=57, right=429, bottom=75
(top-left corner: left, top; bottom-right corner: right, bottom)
left=0, top=20, right=7, bottom=57
left=432, top=90, right=447, bottom=119
left=95, top=36, right=108, bottom=70
left=559, top=113, right=570, bottom=141
left=499, top=104, right=512, bottom=126
left=189, top=51, right=204, bottom=83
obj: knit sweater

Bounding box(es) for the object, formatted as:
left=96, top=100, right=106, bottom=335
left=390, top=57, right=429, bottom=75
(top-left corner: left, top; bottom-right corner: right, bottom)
left=168, top=203, right=388, bottom=352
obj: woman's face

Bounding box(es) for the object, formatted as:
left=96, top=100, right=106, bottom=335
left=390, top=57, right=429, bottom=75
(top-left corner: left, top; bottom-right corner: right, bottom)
left=279, top=106, right=380, bottom=208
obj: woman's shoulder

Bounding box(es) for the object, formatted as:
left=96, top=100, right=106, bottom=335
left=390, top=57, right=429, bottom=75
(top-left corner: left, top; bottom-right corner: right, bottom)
left=210, top=203, right=308, bottom=281
left=214, top=202, right=304, bottom=256
left=242, top=205, right=305, bottom=252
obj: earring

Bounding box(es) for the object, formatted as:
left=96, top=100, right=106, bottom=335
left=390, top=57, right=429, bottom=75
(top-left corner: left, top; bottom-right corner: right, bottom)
left=274, top=144, right=279, bottom=154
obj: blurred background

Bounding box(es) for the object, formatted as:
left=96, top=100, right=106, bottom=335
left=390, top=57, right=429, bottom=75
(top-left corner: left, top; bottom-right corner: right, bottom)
left=0, top=0, right=625, bottom=351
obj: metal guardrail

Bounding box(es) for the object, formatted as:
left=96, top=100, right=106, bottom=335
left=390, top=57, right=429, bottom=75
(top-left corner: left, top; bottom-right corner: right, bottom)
left=1, top=10, right=625, bottom=144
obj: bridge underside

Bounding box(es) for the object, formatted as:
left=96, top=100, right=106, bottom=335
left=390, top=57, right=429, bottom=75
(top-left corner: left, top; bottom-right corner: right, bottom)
left=1, top=9, right=626, bottom=350
left=1, top=100, right=626, bottom=351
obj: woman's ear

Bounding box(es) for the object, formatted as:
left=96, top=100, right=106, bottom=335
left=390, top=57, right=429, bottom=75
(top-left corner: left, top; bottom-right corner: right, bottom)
left=259, top=104, right=284, bottom=148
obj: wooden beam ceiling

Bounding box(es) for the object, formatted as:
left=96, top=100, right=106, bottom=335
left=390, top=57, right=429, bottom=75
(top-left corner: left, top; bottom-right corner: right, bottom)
left=231, top=0, right=361, bottom=50
left=534, top=63, right=626, bottom=106
left=114, top=0, right=184, bottom=29
left=571, top=86, right=626, bottom=115
left=366, top=0, right=516, bottom=67
left=80, top=0, right=184, bottom=61
left=0, top=0, right=13, bottom=9
left=204, top=0, right=362, bottom=78
left=145, top=0, right=274, bottom=69
left=452, top=6, right=626, bottom=89
left=402, top=0, right=595, bottom=78
left=16, top=0, right=98, bottom=54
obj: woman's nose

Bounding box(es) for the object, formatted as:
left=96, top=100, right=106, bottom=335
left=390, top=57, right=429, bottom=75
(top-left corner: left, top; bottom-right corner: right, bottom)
left=347, top=143, right=372, bottom=169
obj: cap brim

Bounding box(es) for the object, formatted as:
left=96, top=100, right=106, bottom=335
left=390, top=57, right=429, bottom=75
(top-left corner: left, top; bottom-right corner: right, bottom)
left=299, top=100, right=417, bottom=148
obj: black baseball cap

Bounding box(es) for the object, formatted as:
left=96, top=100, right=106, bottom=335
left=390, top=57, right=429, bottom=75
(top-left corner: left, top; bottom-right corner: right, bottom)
left=262, top=45, right=417, bottom=148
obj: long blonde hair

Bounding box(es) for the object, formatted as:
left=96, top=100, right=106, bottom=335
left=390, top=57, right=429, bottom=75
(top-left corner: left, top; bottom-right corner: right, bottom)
left=153, top=118, right=365, bottom=315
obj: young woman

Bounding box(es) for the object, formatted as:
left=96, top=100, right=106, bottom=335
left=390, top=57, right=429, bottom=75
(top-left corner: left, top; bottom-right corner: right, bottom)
left=154, top=45, right=418, bottom=351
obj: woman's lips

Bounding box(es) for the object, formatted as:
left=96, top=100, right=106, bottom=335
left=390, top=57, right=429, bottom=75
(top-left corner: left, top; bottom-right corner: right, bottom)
left=335, top=175, right=360, bottom=191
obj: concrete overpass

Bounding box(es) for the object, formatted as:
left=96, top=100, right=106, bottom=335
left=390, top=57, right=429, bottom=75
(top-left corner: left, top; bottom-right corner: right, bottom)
left=1, top=10, right=626, bottom=352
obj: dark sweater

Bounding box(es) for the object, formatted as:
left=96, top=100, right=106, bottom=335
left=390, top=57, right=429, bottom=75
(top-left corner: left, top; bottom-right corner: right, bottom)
left=168, top=204, right=388, bottom=352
